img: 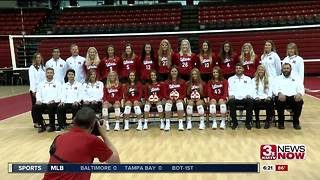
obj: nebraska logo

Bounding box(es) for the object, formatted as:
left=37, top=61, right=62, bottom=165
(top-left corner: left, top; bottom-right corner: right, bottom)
left=260, top=144, right=306, bottom=160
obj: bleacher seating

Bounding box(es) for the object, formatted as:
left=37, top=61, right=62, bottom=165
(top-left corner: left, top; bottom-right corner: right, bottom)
left=53, top=3, right=181, bottom=34
left=199, top=1, right=320, bottom=30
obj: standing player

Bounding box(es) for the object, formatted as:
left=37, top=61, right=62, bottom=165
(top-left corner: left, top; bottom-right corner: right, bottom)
left=45, top=47, right=67, bottom=84
left=239, top=43, right=260, bottom=78
left=282, top=43, right=304, bottom=83
left=273, top=63, right=304, bottom=130
left=228, top=63, right=254, bottom=130
left=143, top=71, right=165, bottom=130
left=119, top=44, right=140, bottom=84
left=57, top=69, right=82, bottom=131
left=65, top=44, right=86, bottom=83
left=261, top=40, right=281, bottom=80
left=217, top=41, right=239, bottom=79
left=102, top=71, right=122, bottom=131
left=198, top=41, right=215, bottom=82
left=163, top=66, right=186, bottom=131
left=206, top=66, right=228, bottom=129
left=99, top=45, right=120, bottom=81
left=28, top=52, right=45, bottom=128
left=252, top=65, right=273, bottom=129
left=33, top=68, right=61, bottom=132
left=186, top=68, right=206, bottom=130
left=82, top=69, right=104, bottom=113
left=174, top=39, right=198, bottom=81
left=140, top=43, right=157, bottom=84
left=157, top=39, right=174, bottom=82
left=123, top=71, right=143, bottom=131
left=84, top=47, right=101, bottom=80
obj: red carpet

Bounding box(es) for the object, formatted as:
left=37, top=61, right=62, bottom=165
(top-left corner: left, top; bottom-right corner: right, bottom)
left=0, top=93, right=31, bottom=121
left=304, top=77, right=320, bottom=99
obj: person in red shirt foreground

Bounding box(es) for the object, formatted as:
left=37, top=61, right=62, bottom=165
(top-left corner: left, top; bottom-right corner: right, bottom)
left=43, top=107, right=120, bottom=180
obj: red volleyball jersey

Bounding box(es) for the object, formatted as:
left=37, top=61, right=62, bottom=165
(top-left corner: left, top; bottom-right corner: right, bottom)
left=140, top=56, right=157, bottom=81
left=186, top=81, right=207, bottom=98
left=123, top=82, right=143, bottom=102
left=144, top=82, right=164, bottom=101
left=173, top=53, right=198, bottom=76
left=206, top=79, right=228, bottom=101
left=158, top=52, right=174, bottom=74
left=242, top=55, right=260, bottom=78
left=103, top=84, right=122, bottom=103
left=99, top=56, right=120, bottom=80
left=119, top=56, right=140, bottom=79
left=163, top=79, right=186, bottom=100
left=217, top=53, right=239, bottom=77
left=198, top=53, right=216, bottom=75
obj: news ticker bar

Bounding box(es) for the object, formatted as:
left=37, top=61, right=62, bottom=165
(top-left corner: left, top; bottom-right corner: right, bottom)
left=8, top=163, right=259, bottom=173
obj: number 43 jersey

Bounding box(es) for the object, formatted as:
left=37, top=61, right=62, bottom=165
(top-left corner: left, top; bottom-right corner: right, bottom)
left=206, top=79, right=228, bottom=101
left=103, top=84, right=123, bottom=103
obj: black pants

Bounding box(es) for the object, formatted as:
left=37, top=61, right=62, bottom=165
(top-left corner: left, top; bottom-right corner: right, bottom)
left=83, top=102, right=102, bottom=114
left=57, top=103, right=80, bottom=127
left=275, top=96, right=303, bottom=126
left=33, top=103, right=58, bottom=127
left=228, top=98, right=253, bottom=124
left=30, top=91, right=37, bottom=124
left=253, top=99, right=273, bottom=122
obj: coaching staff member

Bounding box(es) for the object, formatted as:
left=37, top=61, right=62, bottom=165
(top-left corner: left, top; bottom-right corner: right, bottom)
left=273, top=63, right=304, bottom=130
left=43, top=107, right=120, bottom=180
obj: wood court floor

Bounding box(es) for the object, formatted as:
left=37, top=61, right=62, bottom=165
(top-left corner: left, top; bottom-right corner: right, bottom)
left=0, top=86, right=319, bottom=180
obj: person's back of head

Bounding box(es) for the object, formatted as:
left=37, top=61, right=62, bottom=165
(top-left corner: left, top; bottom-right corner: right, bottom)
left=74, top=107, right=96, bottom=129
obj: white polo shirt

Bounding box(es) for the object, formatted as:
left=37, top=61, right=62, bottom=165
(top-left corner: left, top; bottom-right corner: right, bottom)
left=82, top=81, right=104, bottom=102
left=28, top=64, right=45, bottom=93
left=261, top=52, right=282, bottom=78
left=36, top=79, right=61, bottom=103
left=273, top=74, right=305, bottom=96
left=228, top=74, right=254, bottom=100
left=45, top=58, right=67, bottom=84
left=61, top=81, right=83, bottom=104
left=66, top=55, right=86, bottom=83
left=282, top=55, right=304, bottom=83
left=252, top=77, right=273, bottom=99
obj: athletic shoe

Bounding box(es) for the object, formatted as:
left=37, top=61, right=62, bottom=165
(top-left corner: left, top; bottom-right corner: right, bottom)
left=178, top=120, right=184, bottom=131
left=164, top=120, right=170, bottom=131
left=143, top=121, right=148, bottom=130
left=124, top=120, right=129, bottom=131
left=160, top=120, right=165, bottom=130
left=199, top=120, right=205, bottom=130
left=219, top=120, right=225, bottom=130
left=187, top=120, right=192, bottom=130
left=136, top=120, right=143, bottom=131
left=114, top=122, right=120, bottom=131
left=212, top=120, right=217, bottom=129
left=231, top=122, right=238, bottom=130
left=245, top=123, right=252, bottom=130
left=105, top=120, right=110, bottom=131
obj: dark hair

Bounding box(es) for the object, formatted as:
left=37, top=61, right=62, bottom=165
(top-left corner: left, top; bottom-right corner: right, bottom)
left=282, top=62, right=292, bottom=69
left=212, top=66, right=224, bottom=82
left=46, top=67, right=54, bottom=72
left=128, top=70, right=137, bottom=84
left=235, top=62, right=243, bottom=68
left=219, top=41, right=233, bottom=62
left=147, top=70, right=158, bottom=85
left=106, top=45, right=115, bottom=58
left=199, top=40, right=212, bottom=57
left=122, top=43, right=135, bottom=59
left=168, top=65, right=180, bottom=80
left=52, top=47, right=60, bottom=52
left=66, top=69, right=75, bottom=75
left=141, top=43, right=155, bottom=63
left=74, top=107, right=96, bottom=129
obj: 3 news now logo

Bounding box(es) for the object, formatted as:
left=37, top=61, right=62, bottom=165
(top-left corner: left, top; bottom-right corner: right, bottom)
left=260, top=144, right=306, bottom=160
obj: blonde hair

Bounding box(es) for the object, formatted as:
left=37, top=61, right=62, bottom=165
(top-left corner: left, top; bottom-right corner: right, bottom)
left=187, top=68, right=203, bottom=95
left=286, top=42, right=299, bottom=56
left=254, top=65, right=269, bottom=93
left=106, top=71, right=119, bottom=89
left=239, top=43, right=256, bottom=63
left=158, top=39, right=172, bottom=67
left=179, top=39, right=192, bottom=56
left=32, top=52, right=43, bottom=65
left=85, top=47, right=100, bottom=66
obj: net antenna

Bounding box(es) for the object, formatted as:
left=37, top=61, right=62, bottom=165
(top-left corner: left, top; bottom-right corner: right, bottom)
left=20, top=8, right=27, bottom=67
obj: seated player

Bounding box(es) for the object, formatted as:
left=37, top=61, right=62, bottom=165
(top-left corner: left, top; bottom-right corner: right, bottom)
left=252, top=65, right=273, bottom=129
left=206, top=66, right=228, bottom=129
left=123, top=71, right=143, bottom=131
left=186, top=68, right=206, bottom=130
left=102, top=71, right=122, bottom=131
left=33, top=67, right=61, bottom=133
left=57, top=69, right=82, bottom=131
left=273, top=63, right=304, bottom=130
left=82, top=69, right=104, bottom=113
left=228, top=63, right=254, bottom=130
left=143, top=71, right=165, bottom=130
left=163, top=66, right=186, bottom=131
